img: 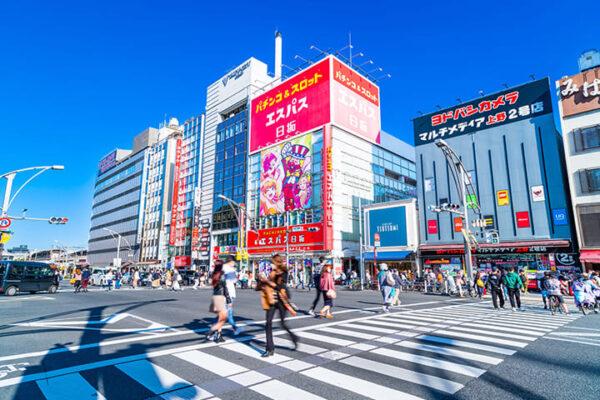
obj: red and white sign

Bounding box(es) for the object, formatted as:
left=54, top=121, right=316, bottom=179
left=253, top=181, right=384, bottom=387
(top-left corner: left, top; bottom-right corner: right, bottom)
left=427, top=219, right=438, bottom=235
left=247, top=222, right=325, bottom=254
left=250, top=58, right=330, bottom=153
left=516, top=211, right=531, bottom=228
left=175, top=256, right=191, bottom=267
left=0, top=217, right=11, bottom=230
left=169, top=137, right=182, bottom=246
left=322, top=126, right=334, bottom=250
left=331, top=58, right=381, bottom=144
left=453, top=217, right=463, bottom=233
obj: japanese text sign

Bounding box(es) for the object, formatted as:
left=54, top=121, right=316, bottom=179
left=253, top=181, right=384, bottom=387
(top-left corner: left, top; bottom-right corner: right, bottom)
left=250, top=58, right=330, bottom=153
left=413, top=79, right=553, bottom=145
left=247, top=222, right=325, bottom=254
left=557, top=66, right=600, bottom=117
left=516, top=211, right=531, bottom=228
left=427, top=219, right=438, bottom=235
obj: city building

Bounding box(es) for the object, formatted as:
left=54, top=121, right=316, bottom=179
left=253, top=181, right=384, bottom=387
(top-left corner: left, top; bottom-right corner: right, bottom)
left=246, top=55, right=417, bottom=277
left=172, top=115, right=204, bottom=268
left=557, top=50, right=600, bottom=271
left=413, top=79, right=576, bottom=276
left=197, top=52, right=278, bottom=267
left=88, top=122, right=181, bottom=267
left=138, top=118, right=184, bottom=265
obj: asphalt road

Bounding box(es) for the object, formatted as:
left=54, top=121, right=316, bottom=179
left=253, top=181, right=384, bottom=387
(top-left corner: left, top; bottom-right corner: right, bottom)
left=0, top=285, right=598, bottom=400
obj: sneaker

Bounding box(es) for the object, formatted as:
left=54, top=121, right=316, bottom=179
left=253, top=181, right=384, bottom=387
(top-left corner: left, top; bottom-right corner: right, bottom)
left=308, top=309, right=315, bottom=316
left=325, top=314, right=333, bottom=319
left=511, top=307, right=516, bottom=312
left=233, top=326, right=244, bottom=336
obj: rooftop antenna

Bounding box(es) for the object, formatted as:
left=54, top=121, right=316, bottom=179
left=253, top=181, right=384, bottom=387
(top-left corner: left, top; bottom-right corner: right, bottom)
left=501, top=83, right=509, bottom=89
left=478, top=90, right=485, bottom=97
left=348, top=32, right=352, bottom=67
left=309, top=45, right=329, bottom=58
left=529, top=74, right=536, bottom=81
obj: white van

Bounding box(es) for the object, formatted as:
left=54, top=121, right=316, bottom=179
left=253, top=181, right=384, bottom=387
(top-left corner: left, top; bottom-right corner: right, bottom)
left=90, top=267, right=110, bottom=286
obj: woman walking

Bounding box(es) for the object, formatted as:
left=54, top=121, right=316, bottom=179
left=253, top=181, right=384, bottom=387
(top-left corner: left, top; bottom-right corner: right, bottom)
left=206, top=260, right=229, bottom=343
left=319, top=263, right=336, bottom=318
left=259, top=254, right=298, bottom=358
left=73, top=269, right=82, bottom=293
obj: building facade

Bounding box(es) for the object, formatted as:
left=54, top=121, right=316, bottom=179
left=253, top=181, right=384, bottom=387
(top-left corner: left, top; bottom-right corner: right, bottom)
left=246, top=55, right=416, bottom=277
left=557, top=51, right=600, bottom=271
left=197, top=58, right=275, bottom=267
left=413, top=79, right=576, bottom=276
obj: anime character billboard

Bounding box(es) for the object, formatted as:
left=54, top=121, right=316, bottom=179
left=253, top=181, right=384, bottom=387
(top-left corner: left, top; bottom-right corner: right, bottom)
left=260, top=134, right=312, bottom=216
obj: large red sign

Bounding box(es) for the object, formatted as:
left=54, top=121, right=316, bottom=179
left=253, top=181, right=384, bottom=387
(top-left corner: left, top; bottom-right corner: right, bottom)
left=427, top=219, right=438, bottom=235
left=250, top=58, right=331, bottom=153
left=332, top=58, right=379, bottom=106
left=247, top=222, right=325, bottom=254
left=169, top=138, right=182, bottom=246
left=516, top=211, right=531, bottom=228
left=322, top=125, right=334, bottom=250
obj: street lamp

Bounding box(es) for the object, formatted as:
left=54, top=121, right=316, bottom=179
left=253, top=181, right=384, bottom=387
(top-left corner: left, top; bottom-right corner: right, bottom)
left=217, top=194, right=249, bottom=268
left=1, top=165, right=65, bottom=216
left=102, top=227, right=133, bottom=268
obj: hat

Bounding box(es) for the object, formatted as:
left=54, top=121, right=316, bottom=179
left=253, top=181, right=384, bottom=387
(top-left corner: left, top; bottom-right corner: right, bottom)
left=282, top=143, right=309, bottom=159
left=380, top=263, right=388, bottom=270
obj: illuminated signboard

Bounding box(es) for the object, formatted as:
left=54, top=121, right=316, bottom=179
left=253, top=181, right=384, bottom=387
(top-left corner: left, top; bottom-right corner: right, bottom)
left=413, top=79, right=553, bottom=145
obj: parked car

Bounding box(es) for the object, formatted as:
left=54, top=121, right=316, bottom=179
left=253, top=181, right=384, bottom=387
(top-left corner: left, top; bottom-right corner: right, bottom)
left=90, top=267, right=110, bottom=286
left=0, top=261, right=58, bottom=296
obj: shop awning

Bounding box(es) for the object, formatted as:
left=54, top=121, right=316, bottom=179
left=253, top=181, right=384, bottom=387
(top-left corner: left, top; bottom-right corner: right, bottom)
left=580, top=250, right=600, bottom=263
left=363, top=251, right=413, bottom=261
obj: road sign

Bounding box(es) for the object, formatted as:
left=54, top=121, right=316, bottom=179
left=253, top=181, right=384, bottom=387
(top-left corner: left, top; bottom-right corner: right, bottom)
left=374, top=233, right=381, bottom=247
left=0, top=218, right=11, bottom=230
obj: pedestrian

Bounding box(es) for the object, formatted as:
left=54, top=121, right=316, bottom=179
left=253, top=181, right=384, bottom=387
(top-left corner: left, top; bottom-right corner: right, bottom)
left=151, top=270, right=161, bottom=289
left=105, top=269, right=114, bottom=291
left=392, top=269, right=402, bottom=306
left=192, top=270, right=200, bottom=290
left=81, top=267, right=90, bottom=293
left=455, top=270, right=464, bottom=297
left=446, top=272, right=457, bottom=295
left=259, top=254, right=298, bottom=358
left=539, top=271, right=551, bottom=309
left=308, top=256, right=326, bottom=316
left=544, top=273, right=570, bottom=315
left=377, top=263, right=394, bottom=313
left=73, top=269, right=82, bottom=293
left=365, top=270, right=372, bottom=289
left=486, top=267, right=505, bottom=310
left=319, top=263, right=336, bottom=318
left=295, top=266, right=306, bottom=290
left=171, top=268, right=183, bottom=291
left=503, top=266, right=524, bottom=311
left=132, top=268, right=140, bottom=289
left=474, top=271, right=485, bottom=299
left=223, top=256, right=243, bottom=335
left=205, top=260, right=229, bottom=343
left=519, top=269, right=529, bottom=294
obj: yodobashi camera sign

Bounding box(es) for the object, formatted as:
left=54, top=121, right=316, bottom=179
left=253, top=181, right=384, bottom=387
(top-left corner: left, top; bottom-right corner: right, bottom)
left=98, top=150, right=117, bottom=175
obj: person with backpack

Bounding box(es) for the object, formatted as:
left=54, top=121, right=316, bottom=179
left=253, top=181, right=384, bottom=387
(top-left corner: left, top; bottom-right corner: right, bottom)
left=486, top=267, right=505, bottom=310
left=503, top=266, right=523, bottom=311
left=308, top=256, right=326, bottom=316
left=377, top=263, right=395, bottom=313
left=223, top=256, right=242, bottom=335
left=474, top=271, right=485, bottom=299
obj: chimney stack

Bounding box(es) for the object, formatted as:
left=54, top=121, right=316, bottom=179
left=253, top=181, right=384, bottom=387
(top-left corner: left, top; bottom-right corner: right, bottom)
left=274, top=31, right=282, bottom=80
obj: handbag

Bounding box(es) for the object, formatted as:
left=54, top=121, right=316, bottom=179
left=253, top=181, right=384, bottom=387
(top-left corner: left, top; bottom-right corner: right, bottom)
left=386, top=272, right=395, bottom=286
left=326, top=289, right=337, bottom=299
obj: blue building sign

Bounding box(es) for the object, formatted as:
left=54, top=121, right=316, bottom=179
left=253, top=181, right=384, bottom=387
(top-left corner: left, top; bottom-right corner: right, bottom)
left=368, top=206, right=408, bottom=247
left=552, top=208, right=568, bottom=226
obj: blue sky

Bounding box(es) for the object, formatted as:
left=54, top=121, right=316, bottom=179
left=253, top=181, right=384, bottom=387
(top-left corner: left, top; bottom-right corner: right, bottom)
left=1, top=0, right=598, bottom=249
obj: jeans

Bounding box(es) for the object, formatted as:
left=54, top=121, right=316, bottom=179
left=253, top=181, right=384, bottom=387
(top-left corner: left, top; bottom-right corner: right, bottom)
left=265, top=302, right=297, bottom=352
left=491, top=288, right=505, bottom=309
left=227, top=306, right=237, bottom=329
left=508, top=288, right=521, bottom=309
left=311, top=275, right=322, bottom=310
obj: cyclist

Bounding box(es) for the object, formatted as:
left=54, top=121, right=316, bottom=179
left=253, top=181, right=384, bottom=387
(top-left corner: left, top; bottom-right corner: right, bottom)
left=544, top=273, right=569, bottom=315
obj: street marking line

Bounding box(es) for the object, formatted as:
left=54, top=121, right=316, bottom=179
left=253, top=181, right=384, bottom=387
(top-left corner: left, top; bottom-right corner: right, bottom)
left=339, top=356, right=464, bottom=394
left=295, top=331, right=355, bottom=347
left=228, top=371, right=271, bottom=386
left=416, top=335, right=517, bottom=355
left=116, top=360, right=199, bottom=395
left=36, top=372, right=106, bottom=400
left=277, top=359, right=314, bottom=372
left=174, top=350, right=248, bottom=377
left=340, top=322, right=398, bottom=334
left=252, top=337, right=328, bottom=355
left=459, top=322, right=547, bottom=336
left=467, top=319, right=553, bottom=332
left=428, top=330, right=529, bottom=348
left=221, top=342, right=291, bottom=364
left=394, top=341, right=503, bottom=365
left=370, top=348, right=486, bottom=377
left=354, top=318, right=419, bottom=330
left=249, top=379, right=326, bottom=400
left=542, top=336, right=600, bottom=347
left=316, top=327, right=378, bottom=340
left=301, top=366, right=425, bottom=400
left=446, top=326, right=538, bottom=341
left=0, top=296, right=55, bottom=303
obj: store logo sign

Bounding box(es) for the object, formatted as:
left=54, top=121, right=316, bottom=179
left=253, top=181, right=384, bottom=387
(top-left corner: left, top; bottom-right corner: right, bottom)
left=552, top=208, right=568, bottom=226
left=222, top=61, right=250, bottom=87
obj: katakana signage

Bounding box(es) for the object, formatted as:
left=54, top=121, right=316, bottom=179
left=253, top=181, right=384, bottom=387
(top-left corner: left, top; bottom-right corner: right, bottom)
left=413, top=79, right=553, bottom=145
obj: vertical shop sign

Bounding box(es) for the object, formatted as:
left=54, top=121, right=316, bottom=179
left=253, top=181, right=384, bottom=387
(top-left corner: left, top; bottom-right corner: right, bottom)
left=322, top=126, right=334, bottom=251
left=169, top=137, right=182, bottom=246
left=497, top=190, right=509, bottom=206
left=427, top=219, right=438, bottom=235
left=516, top=211, right=530, bottom=228
left=453, top=217, right=463, bottom=233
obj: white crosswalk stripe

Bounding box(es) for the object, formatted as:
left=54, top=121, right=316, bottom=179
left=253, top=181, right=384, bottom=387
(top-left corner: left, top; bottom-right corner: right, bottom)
left=4, top=302, right=582, bottom=400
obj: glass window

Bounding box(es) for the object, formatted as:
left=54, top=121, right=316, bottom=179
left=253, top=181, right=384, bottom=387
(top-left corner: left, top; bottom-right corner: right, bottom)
left=574, top=125, right=600, bottom=152
left=580, top=168, right=600, bottom=193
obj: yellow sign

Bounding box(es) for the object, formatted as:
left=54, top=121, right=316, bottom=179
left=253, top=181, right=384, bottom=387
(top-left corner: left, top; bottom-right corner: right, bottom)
left=0, top=232, right=11, bottom=244
left=497, top=190, right=510, bottom=206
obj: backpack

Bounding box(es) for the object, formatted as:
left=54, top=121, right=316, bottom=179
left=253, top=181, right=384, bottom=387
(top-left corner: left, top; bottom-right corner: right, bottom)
left=476, top=278, right=484, bottom=288
left=386, top=271, right=395, bottom=286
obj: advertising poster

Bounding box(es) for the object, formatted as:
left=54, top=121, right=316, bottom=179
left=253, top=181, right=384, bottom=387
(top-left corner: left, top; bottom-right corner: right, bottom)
left=516, top=211, right=531, bottom=228
left=259, top=134, right=312, bottom=216
left=367, top=206, right=407, bottom=247
left=427, top=219, right=438, bottom=235
left=250, top=58, right=330, bottom=153
left=552, top=208, right=568, bottom=226
left=531, top=185, right=545, bottom=202
left=497, top=190, right=510, bottom=206
left=247, top=222, right=325, bottom=254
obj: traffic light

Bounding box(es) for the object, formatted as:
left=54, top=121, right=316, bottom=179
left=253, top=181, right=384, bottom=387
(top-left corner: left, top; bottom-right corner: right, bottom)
left=49, top=217, right=69, bottom=224
left=446, top=203, right=461, bottom=211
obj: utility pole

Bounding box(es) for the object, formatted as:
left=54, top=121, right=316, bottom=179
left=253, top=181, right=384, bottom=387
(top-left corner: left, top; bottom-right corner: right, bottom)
left=461, top=168, right=474, bottom=284
left=358, top=197, right=365, bottom=290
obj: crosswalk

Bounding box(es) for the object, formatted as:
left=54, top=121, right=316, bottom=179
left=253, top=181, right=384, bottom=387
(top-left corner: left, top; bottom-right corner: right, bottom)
left=1, top=302, right=581, bottom=400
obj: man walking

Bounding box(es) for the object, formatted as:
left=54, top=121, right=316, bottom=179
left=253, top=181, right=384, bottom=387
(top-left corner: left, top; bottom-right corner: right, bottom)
left=377, top=263, right=394, bottom=313
left=308, top=256, right=326, bottom=316
left=223, top=256, right=243, bottom=335
left=503, top=266, right=523, bottom=311
left=487, top=267, right=505, bottom=310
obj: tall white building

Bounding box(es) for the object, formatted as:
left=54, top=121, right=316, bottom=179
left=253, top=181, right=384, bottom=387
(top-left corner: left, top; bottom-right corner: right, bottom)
left=557, top=50, right=600, bottom=271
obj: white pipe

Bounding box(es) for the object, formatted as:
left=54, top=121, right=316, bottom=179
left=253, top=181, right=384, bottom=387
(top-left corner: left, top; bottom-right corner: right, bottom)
left=275, top=31, right=282, bottom=80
